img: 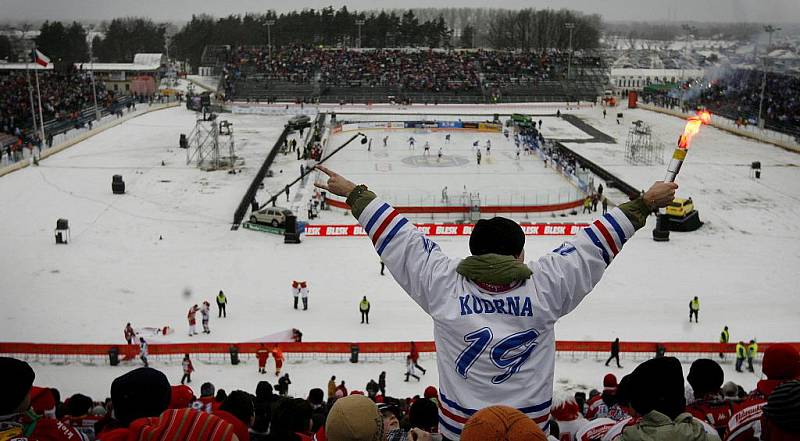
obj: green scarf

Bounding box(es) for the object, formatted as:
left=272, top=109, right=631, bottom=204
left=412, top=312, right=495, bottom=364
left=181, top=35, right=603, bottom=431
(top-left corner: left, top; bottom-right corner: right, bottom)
left=456, top=254, right=533, bottom=284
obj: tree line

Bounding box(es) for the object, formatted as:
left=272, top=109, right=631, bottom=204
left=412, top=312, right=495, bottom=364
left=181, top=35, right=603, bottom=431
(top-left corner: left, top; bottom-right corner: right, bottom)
left=6, top=7, right=602, bottom=71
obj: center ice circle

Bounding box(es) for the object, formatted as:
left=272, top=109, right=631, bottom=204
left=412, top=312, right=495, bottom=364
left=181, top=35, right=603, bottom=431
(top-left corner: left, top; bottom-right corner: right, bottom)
left=401, top=155, right=470, bottom=167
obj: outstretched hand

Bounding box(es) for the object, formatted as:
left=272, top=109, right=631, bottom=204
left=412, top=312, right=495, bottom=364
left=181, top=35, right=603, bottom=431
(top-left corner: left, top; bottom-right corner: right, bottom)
left=313, top=165, right=357, bottom=198
left=643, top=181, right=679, bottom=209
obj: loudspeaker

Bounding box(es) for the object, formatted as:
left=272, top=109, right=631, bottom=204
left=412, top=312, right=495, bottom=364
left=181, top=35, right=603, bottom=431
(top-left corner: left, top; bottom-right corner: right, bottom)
left=284, top=215, right=297, bottom=234
left=350, top=344, right=359, bottom=363
left=112, top=175, right=125, bottom=194
left=229, top=345, right=240, bottom=365
left=57, top=218, right=69, bottom=230
left=179, top=134, right=188, bottom=149
left=108, top=347, right=120, bottom=366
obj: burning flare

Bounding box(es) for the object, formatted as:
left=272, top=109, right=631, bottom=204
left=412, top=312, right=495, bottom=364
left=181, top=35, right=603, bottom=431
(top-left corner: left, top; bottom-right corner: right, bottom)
left=677, top=110, right=712, bottom=149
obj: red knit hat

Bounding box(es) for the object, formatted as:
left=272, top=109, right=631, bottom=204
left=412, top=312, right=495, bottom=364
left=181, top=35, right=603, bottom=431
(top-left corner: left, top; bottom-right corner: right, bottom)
left=169, top=385, right=196, bottom=409
left=551, top=399, right=581, bottom=422
left=29, top=386, right=56, bottom=417
left=603, top=373, right=618, bottom=394
left=763, top=344, right=800, bottom=380
left=128, top=408, right=236, bottom=441
left=461, top=405, right=546, bottom=441
left=424, top=386, right=438, bottom=399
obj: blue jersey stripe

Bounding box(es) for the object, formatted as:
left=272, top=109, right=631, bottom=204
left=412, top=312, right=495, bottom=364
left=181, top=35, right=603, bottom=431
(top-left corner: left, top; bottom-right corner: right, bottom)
left=377, top=217, right=408, bottom=255
left=603, top=213, right=627, bottom=246
left=438, top=416, right=463, bottom=435
left=585, top=228, right=611, bottom=265
left=439, top=391, right=477, bottom=415
left=518, top=399, right=552, bottom=414
left=364, top=203, right=390, bottom=234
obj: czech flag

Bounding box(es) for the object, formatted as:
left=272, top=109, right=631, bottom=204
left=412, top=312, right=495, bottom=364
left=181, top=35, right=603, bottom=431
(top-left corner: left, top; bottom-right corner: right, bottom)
left=31, top=49, right=50, bottom=67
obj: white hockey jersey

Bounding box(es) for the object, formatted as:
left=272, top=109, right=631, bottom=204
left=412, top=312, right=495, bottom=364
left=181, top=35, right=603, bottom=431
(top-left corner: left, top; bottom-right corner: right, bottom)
left=356, top=197, right=637, bottom=440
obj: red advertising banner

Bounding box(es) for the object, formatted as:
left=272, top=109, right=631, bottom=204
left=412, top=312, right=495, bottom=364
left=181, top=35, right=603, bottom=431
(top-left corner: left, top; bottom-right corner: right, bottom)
left=1, top=341, right=796, bottom=356
left=304, top=223, right=589, bottom=237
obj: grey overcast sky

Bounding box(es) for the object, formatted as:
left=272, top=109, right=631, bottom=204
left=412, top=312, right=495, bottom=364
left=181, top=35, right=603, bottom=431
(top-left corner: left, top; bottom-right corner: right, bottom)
left=1, top=0, right=799, bottom=23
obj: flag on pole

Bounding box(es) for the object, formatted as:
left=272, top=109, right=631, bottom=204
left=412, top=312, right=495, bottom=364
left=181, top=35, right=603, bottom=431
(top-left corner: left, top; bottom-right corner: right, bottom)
left=31, top=49, right=50, bottom=67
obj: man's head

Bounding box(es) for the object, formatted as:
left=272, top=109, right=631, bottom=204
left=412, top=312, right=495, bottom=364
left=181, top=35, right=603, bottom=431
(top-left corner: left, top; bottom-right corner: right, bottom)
left=687, top=358, right=724, bottom=397
left=219, top=390, right=255, bottom=426
left=0, top=357, right=35, bottom=415
left=325, top=395, right=383, bottom=441
left=469, top=217, right=525, bottom=259
left=409, top=398, right=439, bottom=432
left=200, top=382, right=215, bottom=398
left=377, top=403, right=400, bottom=433
left=110, top=367, right=171, bottom=426
left=629, top=356, right=685, bottom=420
left=461, top=405, right=546, bottom=441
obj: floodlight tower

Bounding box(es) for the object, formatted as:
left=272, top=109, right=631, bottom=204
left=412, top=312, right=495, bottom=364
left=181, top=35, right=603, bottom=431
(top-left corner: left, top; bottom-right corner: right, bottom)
left=565, top=22, right=575, bottom=80
left=757, top=25, right=780, bottom=129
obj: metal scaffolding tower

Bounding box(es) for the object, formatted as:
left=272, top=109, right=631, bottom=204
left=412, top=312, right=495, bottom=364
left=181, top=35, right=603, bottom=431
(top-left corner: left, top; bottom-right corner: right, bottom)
left=625, top=120, right=664, bottom=165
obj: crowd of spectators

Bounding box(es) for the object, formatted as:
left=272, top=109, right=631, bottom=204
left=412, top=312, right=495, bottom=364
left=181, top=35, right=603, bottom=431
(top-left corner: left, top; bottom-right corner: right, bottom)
left=0, top=67, right=111, bottom=139
left=639, top=69, right=800, bottom=137
left=2, top=343, right=798, bottom=441
left=222, top=46, right=605, bottom=100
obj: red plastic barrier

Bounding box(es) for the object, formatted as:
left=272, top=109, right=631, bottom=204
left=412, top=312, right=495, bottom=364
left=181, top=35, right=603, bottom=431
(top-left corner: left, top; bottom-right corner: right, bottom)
left=2, top=341, right=796, bottom=356
left=325, top=197, right=585, bottom=213
left=305, top=223, right=589, bottom=237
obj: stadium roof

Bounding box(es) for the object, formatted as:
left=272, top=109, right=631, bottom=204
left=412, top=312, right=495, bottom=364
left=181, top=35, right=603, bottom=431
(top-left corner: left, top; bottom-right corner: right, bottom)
left=74, top=53, right=165, bottom=72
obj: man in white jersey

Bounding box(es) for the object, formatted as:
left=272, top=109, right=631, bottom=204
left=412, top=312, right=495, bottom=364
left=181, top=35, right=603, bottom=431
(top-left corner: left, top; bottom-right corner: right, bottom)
left=314, top=165, right=677, bottom=440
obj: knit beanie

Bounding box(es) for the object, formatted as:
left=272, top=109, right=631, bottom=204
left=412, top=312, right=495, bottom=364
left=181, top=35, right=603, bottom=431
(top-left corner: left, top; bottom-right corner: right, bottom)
left=469, top=217, right=525, bottom=256
left=763, top=344, right=800, bottom=380
left=29, top=386, right=56, bottom=417
left=325, top=395, right=384, bottom=441
left=687, top=358, right=724, bottom=396
left=763, top=380, right=800, bottom=433
left=424, top=386, right=438, bottom=399
left=551, top=398, right=581, bottom=422
left=128, top=407, right=236, bottom=441
left=603, top=373, right=619, bottom=394
left=110, top=367, right=171, bottom=426
left=629, top=357, right=686, bottom=420
left=461, top=405, right=546, bottom=441
left=169, top=385, right=196, bottom=409
left=0, top=357, right=35, bottom=414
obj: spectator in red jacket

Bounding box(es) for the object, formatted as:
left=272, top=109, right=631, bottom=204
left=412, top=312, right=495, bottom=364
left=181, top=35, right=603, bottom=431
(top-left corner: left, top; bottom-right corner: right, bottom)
left=685, top=358, right=734, bottom=437
left=0, top=357, right=88, bottom=441
left=726, top=344, right=800, bottom=440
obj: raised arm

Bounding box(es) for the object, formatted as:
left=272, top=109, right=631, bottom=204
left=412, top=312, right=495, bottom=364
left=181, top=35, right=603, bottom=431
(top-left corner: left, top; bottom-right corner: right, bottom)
left=531, top=181, right=678, bottom=318
left=315, top=166, right=452, bottom=313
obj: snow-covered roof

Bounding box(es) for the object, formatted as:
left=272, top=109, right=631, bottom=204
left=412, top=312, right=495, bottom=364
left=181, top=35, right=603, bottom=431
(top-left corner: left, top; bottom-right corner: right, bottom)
left=74, top=53, right=164, bottom=73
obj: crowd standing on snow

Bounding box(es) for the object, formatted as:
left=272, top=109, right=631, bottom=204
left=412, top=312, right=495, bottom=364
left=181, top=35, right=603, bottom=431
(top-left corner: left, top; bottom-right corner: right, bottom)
left=2, top=343, right=798, bottom=441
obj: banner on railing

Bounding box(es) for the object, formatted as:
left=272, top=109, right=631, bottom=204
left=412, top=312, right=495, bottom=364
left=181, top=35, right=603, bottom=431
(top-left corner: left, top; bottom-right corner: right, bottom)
left=1, top=341, right=796, bottom=357
left=303, top=223, right=588, bottom=237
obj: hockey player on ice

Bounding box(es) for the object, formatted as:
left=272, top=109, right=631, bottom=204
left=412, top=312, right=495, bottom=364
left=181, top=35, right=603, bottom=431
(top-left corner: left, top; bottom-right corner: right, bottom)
left=441, top=186, right=448, bottom=203
left=272, top=345, right=284, bottom=376
left=187, top=304, right=199, bottom=336
left=476, top=149, right=482, bottom=165
left=485, top=139, right=491, bottom=155
left=299, top=281, right=309, bottom=310
left=200, top=301, right=211, bottom=334
left=181, top=353, right=194, bottom=384
left=124, top=322, right=136, bottom=344
left=437, top=147, right=443, bottom=162
left=368, top=138, right=373, bottom=151
left=423, top=141, right=431, bottom=156
left=472, top=140, right=479, bottom=150
left=313, top=165, right=678, bottom=439
left=445, top=133, right=451, bottom=143
left=383, top=136, right=389, bottom=147
left=407, top=137, right=416, bottom=149
left=139, top=338, right=149, bottom=367
left=291, top=281, right=300, bottom=309
left=256, top=344, right=269, bottom=374
left=404, top=355, right=420, bottom=382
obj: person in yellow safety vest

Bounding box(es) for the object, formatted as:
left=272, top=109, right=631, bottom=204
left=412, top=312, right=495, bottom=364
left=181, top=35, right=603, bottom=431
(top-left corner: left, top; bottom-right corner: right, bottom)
left=216, top=290, right=227, bottom=318
left=359, top=296, right=371, bottom=324
left=747, top=339, right=758, bottom=373
left=735, top=341, right=746, bottom=372
left=719, top=326, right=730, bottom=359
left=689, top=296, right=700, bottom=323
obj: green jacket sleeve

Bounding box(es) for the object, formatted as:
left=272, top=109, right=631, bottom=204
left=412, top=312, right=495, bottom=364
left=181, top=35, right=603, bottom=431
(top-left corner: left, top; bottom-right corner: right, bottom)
left=617, top=196, right=652, bottom=230
left=345, top=185, right=377, bottom=218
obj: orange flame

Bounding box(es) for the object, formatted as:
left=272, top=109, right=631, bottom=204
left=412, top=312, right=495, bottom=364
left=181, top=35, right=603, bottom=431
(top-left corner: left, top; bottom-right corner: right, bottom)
left=678, top=110, right=712, bottom=149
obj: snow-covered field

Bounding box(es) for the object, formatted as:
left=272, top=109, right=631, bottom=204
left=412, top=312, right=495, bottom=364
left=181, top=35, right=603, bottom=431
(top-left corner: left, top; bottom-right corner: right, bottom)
left=1, top=103, right=797, bottom=400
